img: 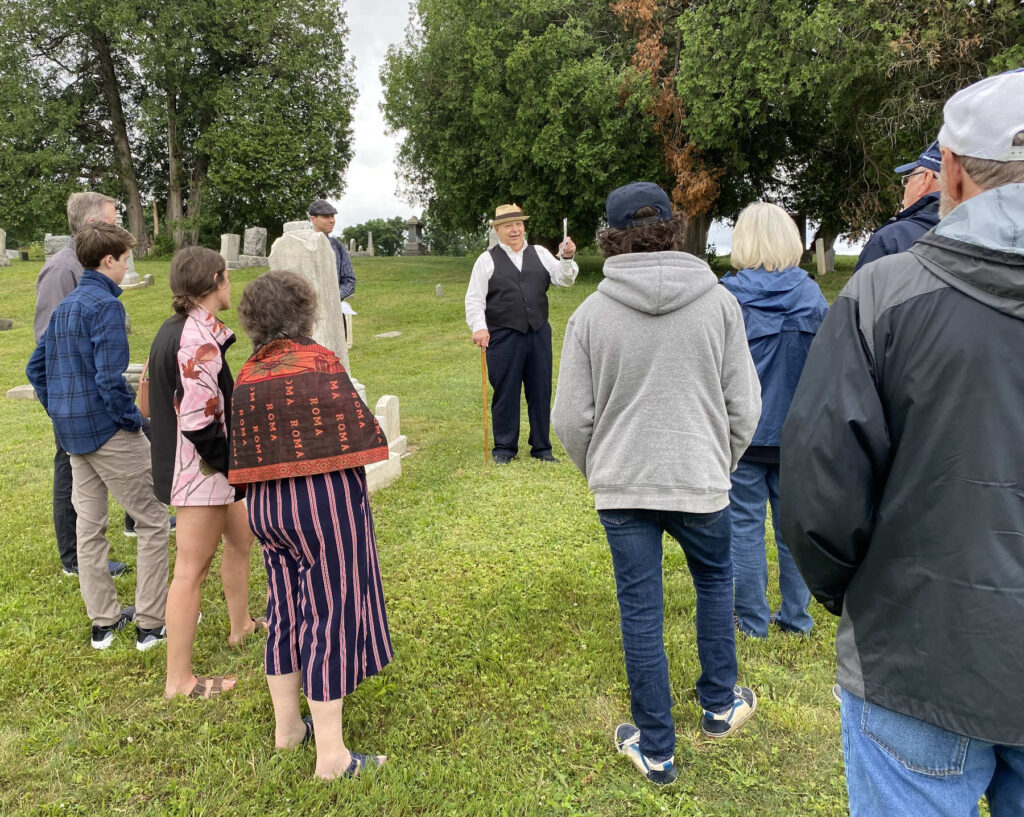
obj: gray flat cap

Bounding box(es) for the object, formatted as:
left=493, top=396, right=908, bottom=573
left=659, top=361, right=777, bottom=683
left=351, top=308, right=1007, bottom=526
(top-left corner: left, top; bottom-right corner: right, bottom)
left=307, top=199, right=337, bottom=216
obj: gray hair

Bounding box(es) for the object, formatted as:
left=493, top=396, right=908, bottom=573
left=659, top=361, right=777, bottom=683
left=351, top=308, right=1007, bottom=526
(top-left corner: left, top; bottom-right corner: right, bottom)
left=66, top=192, right=116, bottom=233
left=960, top=131, right=1024, bottom=189
left=238, top=270, right=318, bottom=349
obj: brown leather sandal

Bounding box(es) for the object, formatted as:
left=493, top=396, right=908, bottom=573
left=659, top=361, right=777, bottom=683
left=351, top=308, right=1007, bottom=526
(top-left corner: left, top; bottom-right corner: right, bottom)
left=228, top=617, right=269, bottom=648
left=187, top=675, right=237, bottom=699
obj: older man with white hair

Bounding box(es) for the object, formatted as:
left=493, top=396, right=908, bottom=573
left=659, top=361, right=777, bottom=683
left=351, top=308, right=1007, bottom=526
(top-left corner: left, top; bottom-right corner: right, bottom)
left=781, top=69, right=1024, bottom=816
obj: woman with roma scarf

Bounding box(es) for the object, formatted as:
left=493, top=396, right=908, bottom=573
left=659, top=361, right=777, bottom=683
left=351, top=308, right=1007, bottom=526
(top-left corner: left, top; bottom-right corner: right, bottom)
left=148, top=247, right=265, bottom=699
left=230, top=270, right=393, bottom=780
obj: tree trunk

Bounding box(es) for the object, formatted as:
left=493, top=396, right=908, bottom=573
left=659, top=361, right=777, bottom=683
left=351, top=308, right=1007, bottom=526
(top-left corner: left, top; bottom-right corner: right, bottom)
left=184, top=152, right=209, bottom=246
left=165, top=92, right=185, bottom=249
left=90, top=29, right=150, bottom=254
left=679, top=211, right=710, bottom=258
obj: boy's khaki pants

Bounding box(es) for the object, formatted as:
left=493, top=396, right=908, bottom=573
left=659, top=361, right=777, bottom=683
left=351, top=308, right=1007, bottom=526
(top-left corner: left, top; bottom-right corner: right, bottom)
left=70, top=430, right=169, bottom=630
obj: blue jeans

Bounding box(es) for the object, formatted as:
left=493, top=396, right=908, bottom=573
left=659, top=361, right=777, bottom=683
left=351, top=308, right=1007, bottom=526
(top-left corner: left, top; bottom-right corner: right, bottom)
left=599, top=507, right=738, bottom=762
left=728, top=460, right=812, bottom=637
left=842, top=689, right=1024, bottom=816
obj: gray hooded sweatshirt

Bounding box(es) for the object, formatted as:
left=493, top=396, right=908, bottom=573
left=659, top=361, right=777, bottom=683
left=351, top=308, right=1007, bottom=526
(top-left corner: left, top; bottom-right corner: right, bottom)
left=552, top=251, right=761, bottom=512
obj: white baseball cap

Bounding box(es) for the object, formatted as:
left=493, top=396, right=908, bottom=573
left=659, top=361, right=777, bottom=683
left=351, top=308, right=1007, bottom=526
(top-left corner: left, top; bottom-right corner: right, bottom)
left=938, top=69, right=1024, bottom=161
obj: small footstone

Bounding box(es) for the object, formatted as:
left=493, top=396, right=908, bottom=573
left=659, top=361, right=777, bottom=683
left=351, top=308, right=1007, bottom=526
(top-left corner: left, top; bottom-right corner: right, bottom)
left=0, top=318, right=13, bottom=330
left=7, top=384, right=36, bottom=401
left=374, top=331, right=402, bottom=339
left=435, top=284, right=444, bottom=297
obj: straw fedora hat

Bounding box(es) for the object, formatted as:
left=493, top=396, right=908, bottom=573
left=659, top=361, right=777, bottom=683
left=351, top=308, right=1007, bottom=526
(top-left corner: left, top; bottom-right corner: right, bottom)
left=489, top=203, right=530, bottom=226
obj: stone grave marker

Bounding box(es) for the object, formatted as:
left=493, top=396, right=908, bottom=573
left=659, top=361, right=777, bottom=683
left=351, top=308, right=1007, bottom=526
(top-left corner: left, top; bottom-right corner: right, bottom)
left=240, top=227, right=269, bottom=267
left=487, top=227, right=499, bottom=249
left=0, top=228, right=10, bottom=267
left=114, top=214, right=140, bottom=286
left=44, top=234, right=70, bottom=257
left=0, top=318, right=13, bottom=330
left=404, top=216, right=426, bottom=255
left=435, top=284, right=444, bottom=297
left=220, top=234, right=241, bottom=269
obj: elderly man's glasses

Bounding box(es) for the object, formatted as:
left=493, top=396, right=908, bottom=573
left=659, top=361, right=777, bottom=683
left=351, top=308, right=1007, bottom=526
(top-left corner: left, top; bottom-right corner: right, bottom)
left=901, top=170, right=928, bottom=187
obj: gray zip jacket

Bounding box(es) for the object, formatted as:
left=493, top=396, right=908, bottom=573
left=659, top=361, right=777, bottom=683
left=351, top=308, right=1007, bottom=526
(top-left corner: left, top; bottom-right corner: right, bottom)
left=552, top=251, right=761, bottom=512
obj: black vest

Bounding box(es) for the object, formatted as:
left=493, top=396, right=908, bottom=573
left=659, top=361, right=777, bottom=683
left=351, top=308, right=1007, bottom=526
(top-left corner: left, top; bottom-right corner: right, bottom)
left=485, top=245, right=550, bottom=333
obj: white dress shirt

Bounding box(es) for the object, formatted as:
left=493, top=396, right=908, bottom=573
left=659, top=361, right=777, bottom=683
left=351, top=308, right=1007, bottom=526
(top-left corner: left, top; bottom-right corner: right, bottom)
left=464, top=241, right=579, bottom=332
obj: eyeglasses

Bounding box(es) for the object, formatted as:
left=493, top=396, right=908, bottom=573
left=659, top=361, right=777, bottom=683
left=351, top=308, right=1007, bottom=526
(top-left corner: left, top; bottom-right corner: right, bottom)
left=901, top=170, right=928, bottom=187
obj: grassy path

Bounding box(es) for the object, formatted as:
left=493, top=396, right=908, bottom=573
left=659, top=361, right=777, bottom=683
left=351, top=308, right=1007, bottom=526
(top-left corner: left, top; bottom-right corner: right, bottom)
left=0, top=255, right=852, bottom=815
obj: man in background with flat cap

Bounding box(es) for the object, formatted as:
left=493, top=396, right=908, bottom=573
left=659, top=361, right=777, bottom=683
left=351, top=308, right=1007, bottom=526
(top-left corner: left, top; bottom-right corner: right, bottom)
left=465, top=204, right=577, bottom=464
left=308, top=199, right=356, bottom=302
left=854, top=140, right=942, bottom=272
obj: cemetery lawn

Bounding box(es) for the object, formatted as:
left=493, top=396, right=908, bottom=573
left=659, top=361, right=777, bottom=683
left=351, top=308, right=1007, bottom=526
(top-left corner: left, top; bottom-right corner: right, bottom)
left=0, top=255, right=855, bottom=816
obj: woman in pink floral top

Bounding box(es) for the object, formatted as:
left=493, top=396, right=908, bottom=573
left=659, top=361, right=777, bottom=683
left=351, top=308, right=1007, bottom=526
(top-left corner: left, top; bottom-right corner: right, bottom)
left=148, top=248, right=264, bottom=699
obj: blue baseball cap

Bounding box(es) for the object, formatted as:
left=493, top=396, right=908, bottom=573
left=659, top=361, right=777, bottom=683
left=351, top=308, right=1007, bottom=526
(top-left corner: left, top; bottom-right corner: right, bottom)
left=894, top=140, right=942, bottom=175
left=605, top=182, right=673, bottom=229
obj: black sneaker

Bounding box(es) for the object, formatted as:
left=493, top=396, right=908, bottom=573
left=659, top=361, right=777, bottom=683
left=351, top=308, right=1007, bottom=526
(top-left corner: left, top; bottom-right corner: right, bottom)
left=136, top=624, right=167, bottom=652
left=63, top=560, right=128, bottom=577
left=90, top=605, right=136, bottom=650
left=125, top=516, right=176, bottom=538
left=701, top=686, right=758, bottom=738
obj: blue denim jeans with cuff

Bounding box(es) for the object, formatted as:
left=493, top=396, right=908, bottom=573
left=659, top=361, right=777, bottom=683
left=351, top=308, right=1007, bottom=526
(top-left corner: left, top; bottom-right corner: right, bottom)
left=841, top=688, right=1024, bottom=817
left=599, top=507, right=738, bottom=762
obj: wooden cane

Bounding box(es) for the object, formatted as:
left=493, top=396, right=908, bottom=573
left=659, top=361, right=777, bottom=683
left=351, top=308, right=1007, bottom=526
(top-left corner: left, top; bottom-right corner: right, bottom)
left=481, top=346, right=490, bottom=464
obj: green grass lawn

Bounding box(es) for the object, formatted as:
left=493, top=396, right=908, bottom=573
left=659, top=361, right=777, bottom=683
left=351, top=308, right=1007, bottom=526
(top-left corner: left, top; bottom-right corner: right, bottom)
left=0, top=253, right=854, bottom=816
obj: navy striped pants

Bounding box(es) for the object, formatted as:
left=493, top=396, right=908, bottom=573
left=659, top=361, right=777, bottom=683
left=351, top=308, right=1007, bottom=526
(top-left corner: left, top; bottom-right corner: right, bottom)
left=247, top=468, right=392, bottom=702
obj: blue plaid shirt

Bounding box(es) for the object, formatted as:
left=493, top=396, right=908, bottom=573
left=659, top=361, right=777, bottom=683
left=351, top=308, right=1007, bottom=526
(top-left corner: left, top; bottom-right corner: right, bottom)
left=329, top=236, right=356, bottom=300
left=26, top=269, right=142, bottom=454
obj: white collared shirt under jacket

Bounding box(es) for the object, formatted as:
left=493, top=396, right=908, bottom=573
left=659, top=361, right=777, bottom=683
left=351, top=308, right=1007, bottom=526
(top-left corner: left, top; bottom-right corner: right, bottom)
left=465, top=241, right=579, bottom=333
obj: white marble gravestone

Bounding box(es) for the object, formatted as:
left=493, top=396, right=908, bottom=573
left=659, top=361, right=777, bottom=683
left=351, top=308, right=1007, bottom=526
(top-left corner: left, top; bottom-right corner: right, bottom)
left=220, top=234, right=241, bottom=269
left=0, top=228, right=9, bottom=267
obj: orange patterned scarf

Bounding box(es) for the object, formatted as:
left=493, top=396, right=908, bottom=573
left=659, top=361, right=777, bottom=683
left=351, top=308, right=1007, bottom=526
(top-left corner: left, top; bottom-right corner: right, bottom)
left=228, top=338, right=389, bottom=485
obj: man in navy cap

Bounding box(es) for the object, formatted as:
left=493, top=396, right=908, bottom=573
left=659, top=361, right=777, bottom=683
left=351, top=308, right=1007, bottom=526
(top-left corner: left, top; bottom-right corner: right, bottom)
left=853, top=140, right=942, bottom=271
left=307, top=199, right=356, bottom=301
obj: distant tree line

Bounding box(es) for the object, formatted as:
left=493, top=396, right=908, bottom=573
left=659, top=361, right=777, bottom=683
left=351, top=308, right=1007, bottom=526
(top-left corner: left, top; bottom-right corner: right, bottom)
left=381, top=0, right=1024, bottom=255
left=0, top=0, right=356, bottom=251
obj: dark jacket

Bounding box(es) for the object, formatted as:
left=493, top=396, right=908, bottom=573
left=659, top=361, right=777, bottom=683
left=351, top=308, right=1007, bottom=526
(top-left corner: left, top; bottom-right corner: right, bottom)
left=720, top=266, right=827, bottom=450
left=780, top=183, right=1024, bottom=745
left=853, top=191, right=940, bottom=272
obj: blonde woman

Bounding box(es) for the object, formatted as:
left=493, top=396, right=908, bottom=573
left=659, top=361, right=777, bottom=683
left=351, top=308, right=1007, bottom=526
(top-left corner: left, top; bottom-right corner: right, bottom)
left=720, top=203, right=828, bottom=638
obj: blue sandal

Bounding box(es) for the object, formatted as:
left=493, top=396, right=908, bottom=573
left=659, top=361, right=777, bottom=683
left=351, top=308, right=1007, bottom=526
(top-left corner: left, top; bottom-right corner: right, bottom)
left=343, top=752, right=384, bottom=778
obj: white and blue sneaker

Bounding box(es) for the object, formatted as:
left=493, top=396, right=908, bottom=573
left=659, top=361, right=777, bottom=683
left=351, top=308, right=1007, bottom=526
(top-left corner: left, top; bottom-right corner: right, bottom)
left=613, top=723, right=677, bottom=785
left=701, top=686, right=757, bottom=738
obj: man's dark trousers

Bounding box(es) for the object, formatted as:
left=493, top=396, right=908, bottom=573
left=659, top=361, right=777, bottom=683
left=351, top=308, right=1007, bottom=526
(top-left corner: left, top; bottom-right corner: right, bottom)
left=486, top=324, right=553, bottom=459
left=53, top=430, right=77, bottom=571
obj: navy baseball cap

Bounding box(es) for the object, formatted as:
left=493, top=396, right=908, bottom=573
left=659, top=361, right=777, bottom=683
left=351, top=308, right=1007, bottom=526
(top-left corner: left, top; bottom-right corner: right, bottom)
left=307, top=199, right=338, bottom=216
left=894, top=140, right=942, bottom=175
left=606, top=182, right=673, bottom=229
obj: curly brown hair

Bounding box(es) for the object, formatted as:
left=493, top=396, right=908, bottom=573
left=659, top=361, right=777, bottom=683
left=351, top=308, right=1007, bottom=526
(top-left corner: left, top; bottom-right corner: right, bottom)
left=169, top=247, right=226, bottom=314
left=237, top=270, right=318, bottom=349
left=596, top=207, right=686, bottom=257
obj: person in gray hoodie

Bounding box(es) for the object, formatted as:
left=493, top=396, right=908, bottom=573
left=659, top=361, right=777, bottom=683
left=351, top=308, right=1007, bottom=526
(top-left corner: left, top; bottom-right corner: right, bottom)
left=552, top=182, right=761, bottom=786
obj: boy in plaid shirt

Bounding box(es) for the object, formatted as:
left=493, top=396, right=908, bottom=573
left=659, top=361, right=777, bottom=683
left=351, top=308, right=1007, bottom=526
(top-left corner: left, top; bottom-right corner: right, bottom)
left=28, top=222, right=169, bottom=650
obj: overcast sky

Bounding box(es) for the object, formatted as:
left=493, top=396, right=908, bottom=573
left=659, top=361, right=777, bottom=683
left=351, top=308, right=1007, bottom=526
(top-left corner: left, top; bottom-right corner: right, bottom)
left=333, top=0, right=863, bottom=254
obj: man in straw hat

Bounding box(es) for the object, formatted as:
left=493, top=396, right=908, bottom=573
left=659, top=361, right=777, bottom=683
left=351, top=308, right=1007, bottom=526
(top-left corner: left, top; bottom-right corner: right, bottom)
left=782, top=68, right=1024, bottom=816
left=465, top=204, right=577, bottom=463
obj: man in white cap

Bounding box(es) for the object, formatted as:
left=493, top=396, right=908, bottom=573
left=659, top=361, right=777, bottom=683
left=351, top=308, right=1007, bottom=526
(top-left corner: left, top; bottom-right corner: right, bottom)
left=781, top=68, right=1024, bottom=816
left=465, top=204, right=577, bottom=463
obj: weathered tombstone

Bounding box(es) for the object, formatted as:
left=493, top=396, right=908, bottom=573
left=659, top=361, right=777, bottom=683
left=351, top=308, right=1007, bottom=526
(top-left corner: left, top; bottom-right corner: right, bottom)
left=375, top=331, right=402, bottom=339
left=349, top=238, right=356, bottom=253
left=487, top=227, right=499, bottom=250
left=143, top=273, right=155, bottom=287
left=0, top=228, right=10, bottom=267
left=404, top=216, right=427, bottom=256
left=268, top=227, right=355, bottom=382
left=6, top=384, right=36, bottom=401
left=0, top=318, right=13, bottom=330
left=113, top=214, right=140, bottom=286
left=44, top=234, right=70, bottom=257
left=815, top=238, right=827, bottom=277
left=366, top=231, right=374, bottom=257
left=243, top=227, right=267, bottom=256
left=365, top=394, right=404, bottom=490
left=220, top=234, right=241, bottom=269
left=283, top=220, right=311, bottom=233
left=825, top=248, right=836, bottom=273
left=435, top=284, right=444, bottom=297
